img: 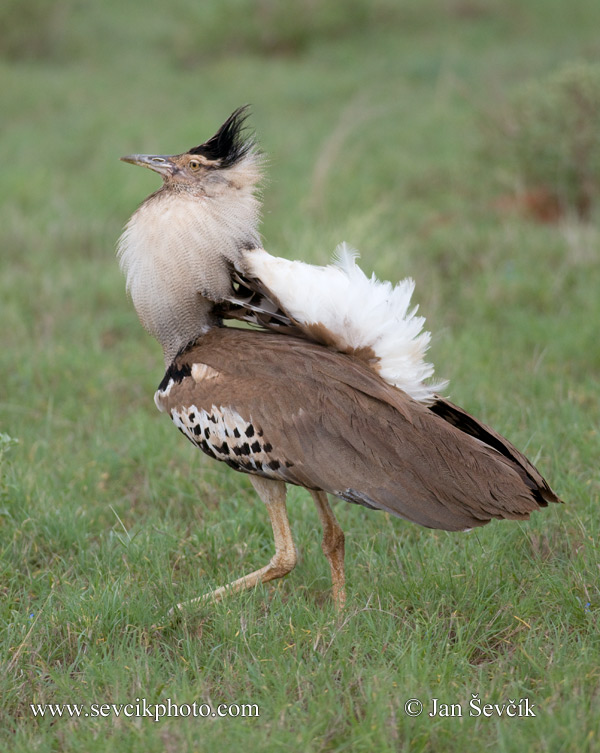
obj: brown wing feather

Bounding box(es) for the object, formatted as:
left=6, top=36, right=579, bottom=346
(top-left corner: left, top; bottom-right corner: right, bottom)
left=428, top=397, right=561, bottom=506
left=160, top=328, right=560, bottom=532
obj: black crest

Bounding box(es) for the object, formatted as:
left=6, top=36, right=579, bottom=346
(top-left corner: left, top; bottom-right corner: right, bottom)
left=189, top=106, right=254, bottom=168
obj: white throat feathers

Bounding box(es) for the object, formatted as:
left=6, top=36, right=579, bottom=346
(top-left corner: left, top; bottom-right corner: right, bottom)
left=117, top=152, right=262, bottom=364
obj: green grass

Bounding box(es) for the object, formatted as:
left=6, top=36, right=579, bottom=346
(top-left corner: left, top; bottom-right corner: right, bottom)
left=2, top=1, right=600, bottom=750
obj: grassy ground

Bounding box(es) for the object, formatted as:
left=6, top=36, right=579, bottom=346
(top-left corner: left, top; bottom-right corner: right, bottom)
left=2, top=1, right=599, bottom=750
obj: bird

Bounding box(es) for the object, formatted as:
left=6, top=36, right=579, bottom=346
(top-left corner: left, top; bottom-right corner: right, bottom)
left=117, top=106, right=561, bottom=612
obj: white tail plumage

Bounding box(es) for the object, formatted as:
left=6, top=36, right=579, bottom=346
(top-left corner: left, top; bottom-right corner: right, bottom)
left=242, top=243, right=447, bottom=403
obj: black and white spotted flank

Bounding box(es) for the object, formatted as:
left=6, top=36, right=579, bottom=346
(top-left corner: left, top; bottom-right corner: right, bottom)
left=170, top=404, right=291, bottom=478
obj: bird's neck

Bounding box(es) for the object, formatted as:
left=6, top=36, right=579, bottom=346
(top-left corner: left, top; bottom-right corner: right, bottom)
left=118, top=184, right=261, bottom=365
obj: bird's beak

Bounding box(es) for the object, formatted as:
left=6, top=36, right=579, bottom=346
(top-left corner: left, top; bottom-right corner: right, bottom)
left=120, top=154, right=177, bottom=177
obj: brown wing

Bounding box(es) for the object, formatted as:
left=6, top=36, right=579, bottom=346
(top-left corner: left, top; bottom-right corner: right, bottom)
left=428, top=397, right=560, bottom=507
left=158, top=328, right=560, bottom=532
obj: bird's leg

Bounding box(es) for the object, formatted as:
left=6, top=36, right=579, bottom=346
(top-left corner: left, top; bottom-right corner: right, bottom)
left=310, top=491, right=346, bottom=610
left=171, top=477, right=296, bottom=613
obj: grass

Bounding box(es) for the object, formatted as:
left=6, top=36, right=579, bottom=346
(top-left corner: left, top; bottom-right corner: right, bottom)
left=2, top=0, right=600, bottom=750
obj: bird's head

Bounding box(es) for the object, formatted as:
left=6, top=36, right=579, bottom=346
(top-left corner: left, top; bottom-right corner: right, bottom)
left=121, top=105, right=261, bottom=196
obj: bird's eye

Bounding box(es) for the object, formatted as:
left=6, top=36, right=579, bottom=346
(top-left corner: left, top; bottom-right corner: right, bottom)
left=189, top=159, right=201, bottom=170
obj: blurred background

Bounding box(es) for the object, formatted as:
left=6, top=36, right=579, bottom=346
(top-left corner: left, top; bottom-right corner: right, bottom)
left=2, top=1, right=599, bottom=750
